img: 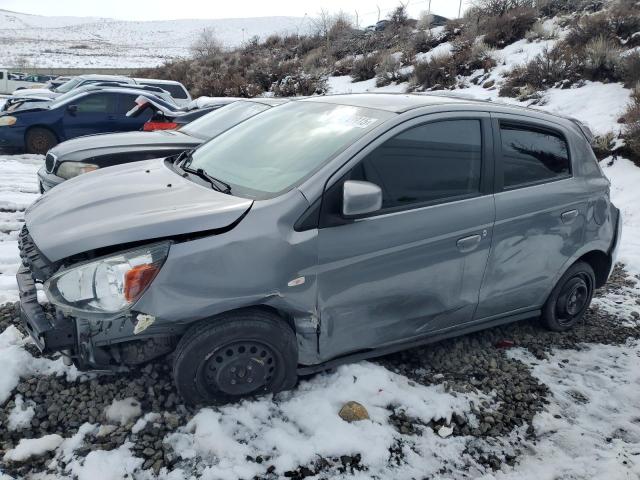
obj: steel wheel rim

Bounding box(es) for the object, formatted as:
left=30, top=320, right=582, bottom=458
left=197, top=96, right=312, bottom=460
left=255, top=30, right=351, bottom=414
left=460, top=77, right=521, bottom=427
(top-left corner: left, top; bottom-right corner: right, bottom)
left=556, top=273, right=592, bottom=326
left=199, top=341, right=277, bottom=396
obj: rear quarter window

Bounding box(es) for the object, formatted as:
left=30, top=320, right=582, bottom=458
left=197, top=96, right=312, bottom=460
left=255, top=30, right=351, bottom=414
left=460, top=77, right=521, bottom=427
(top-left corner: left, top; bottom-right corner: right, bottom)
left=499, top=123, right=570, bottom=189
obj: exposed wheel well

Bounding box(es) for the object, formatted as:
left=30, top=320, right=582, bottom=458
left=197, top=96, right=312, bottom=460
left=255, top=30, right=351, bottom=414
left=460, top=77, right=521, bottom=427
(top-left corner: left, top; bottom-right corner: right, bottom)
left=577, top=250, right=611, bottom=288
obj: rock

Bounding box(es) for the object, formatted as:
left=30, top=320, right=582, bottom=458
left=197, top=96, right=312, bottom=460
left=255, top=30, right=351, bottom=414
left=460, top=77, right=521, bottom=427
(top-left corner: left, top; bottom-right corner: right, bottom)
left=438, top=425, right=454, bottom=438
left=338, top=401, right=369, bottom=423
left=483, top=79, right=495, bottom=89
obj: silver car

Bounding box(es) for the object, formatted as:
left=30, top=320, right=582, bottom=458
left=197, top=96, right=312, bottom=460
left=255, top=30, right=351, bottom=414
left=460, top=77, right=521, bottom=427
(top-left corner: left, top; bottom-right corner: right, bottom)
left=17, top=94, right=621, bottom=404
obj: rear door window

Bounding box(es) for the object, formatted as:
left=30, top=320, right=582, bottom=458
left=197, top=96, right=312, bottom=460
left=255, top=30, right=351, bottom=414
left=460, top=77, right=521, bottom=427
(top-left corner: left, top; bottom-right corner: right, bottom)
left=500, top=123, right=570, bottom=189
left=115, top=94, right=138, bottom=114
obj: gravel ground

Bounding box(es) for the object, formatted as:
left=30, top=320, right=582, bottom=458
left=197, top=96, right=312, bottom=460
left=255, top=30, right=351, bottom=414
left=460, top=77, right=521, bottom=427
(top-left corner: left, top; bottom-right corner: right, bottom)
left=0, top=266, right=639, bottom=479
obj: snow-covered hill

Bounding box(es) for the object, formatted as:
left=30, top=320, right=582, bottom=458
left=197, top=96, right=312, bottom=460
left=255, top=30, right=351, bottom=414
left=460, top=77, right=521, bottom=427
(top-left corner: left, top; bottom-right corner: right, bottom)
left=0, top=9, right=309, bottom=68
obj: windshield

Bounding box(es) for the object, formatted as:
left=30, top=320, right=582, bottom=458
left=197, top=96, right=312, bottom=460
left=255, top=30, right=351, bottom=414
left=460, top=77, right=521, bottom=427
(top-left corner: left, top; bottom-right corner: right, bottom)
left=180, top=101, right=271, bottom=140
left=54, top=77, right=84, bottom=93
left=187, top=101, right=394, bottom=199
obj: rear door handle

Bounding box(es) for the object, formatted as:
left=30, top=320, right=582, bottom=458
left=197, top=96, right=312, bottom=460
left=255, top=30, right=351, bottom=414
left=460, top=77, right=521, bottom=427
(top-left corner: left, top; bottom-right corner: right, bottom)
left=561, top=209, right=579, bottom=223
left=457, top=234, right=482, bottom=253
left=107, top=115, right=116, bottom=120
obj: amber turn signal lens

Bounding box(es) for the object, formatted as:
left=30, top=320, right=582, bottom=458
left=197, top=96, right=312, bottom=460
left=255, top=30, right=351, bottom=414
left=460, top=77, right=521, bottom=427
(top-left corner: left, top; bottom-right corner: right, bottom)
left=124, top=264, right=159, bottom=303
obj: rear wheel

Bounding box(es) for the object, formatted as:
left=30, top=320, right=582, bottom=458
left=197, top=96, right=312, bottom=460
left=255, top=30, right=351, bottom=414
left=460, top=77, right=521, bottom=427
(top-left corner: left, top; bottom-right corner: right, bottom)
left=173, top=309, right=298, bottom=405
left=541, top=261, right=595, bottom=331
left=25, top=127, right=57, bottom=154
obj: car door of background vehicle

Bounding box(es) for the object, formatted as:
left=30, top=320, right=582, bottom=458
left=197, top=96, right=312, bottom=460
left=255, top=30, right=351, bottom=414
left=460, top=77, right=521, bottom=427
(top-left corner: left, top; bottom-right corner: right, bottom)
left=62, top=92, right=118, bottom=139
left=475, top=113, right=589, bottom=320
left=114, top=93, right=153, bottom=131
left=316, top=112, right=496, bottom=360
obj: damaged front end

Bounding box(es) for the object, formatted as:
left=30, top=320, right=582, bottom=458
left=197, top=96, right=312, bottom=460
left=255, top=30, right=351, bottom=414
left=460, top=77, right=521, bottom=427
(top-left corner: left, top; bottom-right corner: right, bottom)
left=17, top=226, right=178, bottom=370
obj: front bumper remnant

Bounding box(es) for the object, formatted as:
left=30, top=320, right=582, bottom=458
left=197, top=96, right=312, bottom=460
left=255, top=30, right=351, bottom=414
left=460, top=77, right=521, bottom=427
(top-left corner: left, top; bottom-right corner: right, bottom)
left=17, top=265, right=76, bottom=352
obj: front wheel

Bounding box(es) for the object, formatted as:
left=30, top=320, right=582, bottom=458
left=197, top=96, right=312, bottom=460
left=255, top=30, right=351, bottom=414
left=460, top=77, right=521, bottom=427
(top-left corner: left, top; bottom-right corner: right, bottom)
left=173, top=309, right=298, bottom=405
left=541, top=261, right=595, bottom=331
left=25, top=127, right=57, bottom=154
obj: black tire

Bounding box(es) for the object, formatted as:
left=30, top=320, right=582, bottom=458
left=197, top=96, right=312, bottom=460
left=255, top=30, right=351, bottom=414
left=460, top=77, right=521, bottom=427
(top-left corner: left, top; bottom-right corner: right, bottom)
left=173, top=309, right=298, bottom=405
left=541, top=261, right=595, bottom=332
left=25, top=127, right=57, bottom=155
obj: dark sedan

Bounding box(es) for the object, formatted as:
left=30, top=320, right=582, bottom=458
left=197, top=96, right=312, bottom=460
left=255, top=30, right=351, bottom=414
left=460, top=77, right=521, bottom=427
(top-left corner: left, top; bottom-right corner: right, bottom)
left=0, top=86, right=177, bottom=154
left=37, top=98, right=288, bottom=192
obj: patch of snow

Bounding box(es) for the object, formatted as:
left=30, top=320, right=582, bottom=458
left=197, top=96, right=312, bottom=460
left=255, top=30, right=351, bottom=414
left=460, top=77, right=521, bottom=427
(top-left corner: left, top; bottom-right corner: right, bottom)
left=415, top=41, right=453, bottom=63
left=502, top=342, right=640, bottom=479
left=0, top=325, right=78, bottom=404
left=7, top=394, right=35, bottom=430
left=167, top=361, right=483, bottom=478
left=3, top=434, right=63, bottom=462
left=104, top=397, right=142, bottom=425
left=65, top=442, right=144, bottom=480
left=132, top=412, right=161, bottom=434
left=56, top=423, right=98, bottom=464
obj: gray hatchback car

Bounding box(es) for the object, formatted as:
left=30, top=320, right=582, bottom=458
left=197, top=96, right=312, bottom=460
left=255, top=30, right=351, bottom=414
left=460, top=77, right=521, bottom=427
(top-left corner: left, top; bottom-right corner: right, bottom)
left=18, top=94, right=621, bottom=404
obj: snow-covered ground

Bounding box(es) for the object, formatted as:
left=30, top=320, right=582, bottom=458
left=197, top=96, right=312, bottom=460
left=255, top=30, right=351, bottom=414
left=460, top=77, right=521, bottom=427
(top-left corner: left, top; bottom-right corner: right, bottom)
left=0, top=9, right=309, bottom=68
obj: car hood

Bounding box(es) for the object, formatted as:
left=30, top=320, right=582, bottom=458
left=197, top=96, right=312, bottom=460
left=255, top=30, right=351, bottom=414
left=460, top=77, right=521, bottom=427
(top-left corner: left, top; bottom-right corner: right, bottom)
left=4, top=101, right=50, bottom=114
left=12, top=88, right=56, bottom=97
left=49, top=130, right=199, bottom=159
left=26, top=158, right=253, bottom=262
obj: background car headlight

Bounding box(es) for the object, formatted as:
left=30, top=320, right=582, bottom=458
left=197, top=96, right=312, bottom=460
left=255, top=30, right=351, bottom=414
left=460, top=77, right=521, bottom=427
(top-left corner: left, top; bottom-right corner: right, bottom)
left=44, top=242, right=170, bottom=316
left=0, top=116, right=17, bottom=126
left=56, top=161, right=99, bottom=179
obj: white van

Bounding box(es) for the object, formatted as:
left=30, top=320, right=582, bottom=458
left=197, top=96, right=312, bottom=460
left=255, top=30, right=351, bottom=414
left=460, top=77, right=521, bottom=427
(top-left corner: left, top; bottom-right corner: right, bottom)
left=0, top=69, right=46, bottom=94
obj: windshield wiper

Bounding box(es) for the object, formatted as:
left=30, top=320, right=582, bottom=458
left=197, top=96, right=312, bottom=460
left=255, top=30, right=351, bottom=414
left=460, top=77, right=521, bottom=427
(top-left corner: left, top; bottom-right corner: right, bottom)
left=178, top=150, right=231, bottom=194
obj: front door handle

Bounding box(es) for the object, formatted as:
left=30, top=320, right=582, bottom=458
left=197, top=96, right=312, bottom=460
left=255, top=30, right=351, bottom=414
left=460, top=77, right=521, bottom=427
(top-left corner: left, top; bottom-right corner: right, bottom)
left=457, top=234, right=482, bottom=253
left=561, top=209, right=579, bottom=224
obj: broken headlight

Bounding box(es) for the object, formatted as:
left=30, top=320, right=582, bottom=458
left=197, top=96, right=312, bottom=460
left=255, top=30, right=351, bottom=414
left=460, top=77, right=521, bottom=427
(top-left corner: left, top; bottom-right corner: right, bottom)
left=44, top=242, right=170, bottom=316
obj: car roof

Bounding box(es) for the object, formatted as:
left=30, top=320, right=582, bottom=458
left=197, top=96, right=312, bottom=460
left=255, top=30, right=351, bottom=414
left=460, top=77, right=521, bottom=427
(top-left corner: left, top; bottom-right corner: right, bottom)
left=300, top=93, right=585, bottom=134
left=245, top=97, right=290, bottom=106
left=134, top=78, right=183, bottom=85
left=300, top=93, right=491, bottom=113
left=78, top=74, right=132, bottom=81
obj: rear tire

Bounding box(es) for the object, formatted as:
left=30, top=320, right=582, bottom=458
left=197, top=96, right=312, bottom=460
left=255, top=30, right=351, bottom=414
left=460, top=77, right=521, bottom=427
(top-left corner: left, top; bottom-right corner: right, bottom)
left=25, top=127, right=57, bottom=155
left=173, top=309, right=298, bottom=405
left=541, top=261, right=595, bottom=332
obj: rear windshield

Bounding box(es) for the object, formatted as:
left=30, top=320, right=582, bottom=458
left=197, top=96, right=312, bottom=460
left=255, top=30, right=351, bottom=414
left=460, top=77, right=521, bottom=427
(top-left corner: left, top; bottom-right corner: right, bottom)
left=180, top=101, right=271, bottom=140
left=139, top=81, right=188, bottom=99
left=188, top=101, right=394, bottom=199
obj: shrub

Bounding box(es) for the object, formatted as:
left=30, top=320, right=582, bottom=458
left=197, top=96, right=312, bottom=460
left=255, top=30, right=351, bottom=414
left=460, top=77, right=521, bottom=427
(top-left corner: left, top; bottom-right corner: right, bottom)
left=500, top=45, right=581, bottom=95
left=351, top=53, right=380, bottom=82
left=472, top=0, right=535, bottom=16
left=271, top=72, right=328, bottom=96
left=609, top=0, right=640, bottom=44
left=525, top=20, right=559, bottom=41
left=621, top=51, right=640, bottom=88
left=537, top=0, right=606, bottom=16
left=623, top=85, right=640, bottom=162
left=412, top=54, right=457, bottom=90
left=583, top=36, right=622, bottom=81
left=375, top=54, right=405, bottom=87
left=481, top=7, right=537, bottom=47
left=565, top=12, right=615, bottom=47
left=191, top=28, right=223, bottom=59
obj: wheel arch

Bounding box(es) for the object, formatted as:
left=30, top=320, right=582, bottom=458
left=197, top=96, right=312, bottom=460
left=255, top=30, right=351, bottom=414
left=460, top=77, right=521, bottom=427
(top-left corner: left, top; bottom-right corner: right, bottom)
left=24, top=124, right=60, bottom=145
left=577, top=250, right=612, bottom=289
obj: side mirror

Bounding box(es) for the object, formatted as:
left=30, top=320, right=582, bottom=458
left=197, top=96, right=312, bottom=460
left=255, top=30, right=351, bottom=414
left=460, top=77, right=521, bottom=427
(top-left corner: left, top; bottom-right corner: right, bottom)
left=67, top=104, right=78, bottom=114
left=342, top=180, right=382, bottom=217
